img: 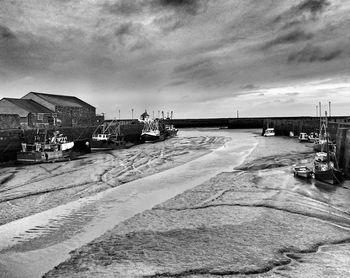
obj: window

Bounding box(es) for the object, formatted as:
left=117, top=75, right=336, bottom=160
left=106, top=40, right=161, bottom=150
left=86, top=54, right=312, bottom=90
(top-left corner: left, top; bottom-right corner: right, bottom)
left=37, top=113, right=44, bottom=121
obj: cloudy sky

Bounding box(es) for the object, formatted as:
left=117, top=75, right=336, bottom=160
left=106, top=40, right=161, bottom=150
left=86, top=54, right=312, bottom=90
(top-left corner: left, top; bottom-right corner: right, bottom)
left=1, top=0, right=350, bottom=119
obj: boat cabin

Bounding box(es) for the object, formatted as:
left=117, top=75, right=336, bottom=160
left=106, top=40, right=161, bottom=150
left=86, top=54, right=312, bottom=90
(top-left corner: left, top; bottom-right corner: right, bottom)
left=298, top=132, right=309, bottom=142
left=264, top=128, right=275, bottom=137
left=92, top=134, right=110, bottom=141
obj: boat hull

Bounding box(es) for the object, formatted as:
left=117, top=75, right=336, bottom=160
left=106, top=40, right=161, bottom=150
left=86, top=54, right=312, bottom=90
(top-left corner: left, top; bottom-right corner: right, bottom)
left=141, top=133, right=165, bottom=143
left=314, top=169, right=343, bottom=184
left=293, top=168, right=313, bottom=179
left=90, top=139, right=126, bottom=151
left=165, top=129, right=178, bottom=137
left=16, top=150, right=72, bottom=164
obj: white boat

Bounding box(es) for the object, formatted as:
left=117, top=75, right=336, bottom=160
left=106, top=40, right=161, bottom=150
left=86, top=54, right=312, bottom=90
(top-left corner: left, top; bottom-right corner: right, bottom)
left=140, top=119, right=166, bottom=142
left=298, top=132, right=309, bottom=142
left=293, top=166, right=313, bottom=179
left=264, top=128, right=275, bottom=137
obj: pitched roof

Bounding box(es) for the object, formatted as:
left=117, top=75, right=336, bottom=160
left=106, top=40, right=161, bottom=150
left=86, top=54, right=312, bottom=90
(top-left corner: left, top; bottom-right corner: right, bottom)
left=28, top=92, right=95, bottom=109
left=4, top=98, right=54, bottom=113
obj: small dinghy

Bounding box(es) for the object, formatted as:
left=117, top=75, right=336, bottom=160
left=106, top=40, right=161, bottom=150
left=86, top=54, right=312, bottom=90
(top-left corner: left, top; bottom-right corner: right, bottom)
left=293, top=166, right=313, bottom=179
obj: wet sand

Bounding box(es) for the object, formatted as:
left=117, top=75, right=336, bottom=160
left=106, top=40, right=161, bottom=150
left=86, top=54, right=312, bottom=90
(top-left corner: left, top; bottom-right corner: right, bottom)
left=0, top=136, right=227, bottom=226
left=43, top=134, right=350, bottom=277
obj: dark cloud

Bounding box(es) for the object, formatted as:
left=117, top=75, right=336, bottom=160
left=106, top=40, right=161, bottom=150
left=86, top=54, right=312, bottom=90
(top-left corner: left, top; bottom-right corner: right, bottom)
left=264, top=30, right=313, bottom=49
left=103, top=0, right=204, bottom=16
left=114, top=23, right=133, bottom=37
left=296, top=0, right=330, bottom=14
left=173, top=58, right=215, bottom=80
left=285, top=92, right=299, bottom=96
left=241, top=84, right=258, bottom=90
left=272, top=0, right=330, bottom=27
left=102, top=1, right=142, bottom=16
left=170, top=57, right=218, bottom=89
left=153, top=0, right=201, bottom=15
left=166, top=79, right=187, bottom=87
left=0, top=25, right=16, bottom=40
left=152, top=15, right=184, bottom=33
left=288, top=45, right=342, bottom=63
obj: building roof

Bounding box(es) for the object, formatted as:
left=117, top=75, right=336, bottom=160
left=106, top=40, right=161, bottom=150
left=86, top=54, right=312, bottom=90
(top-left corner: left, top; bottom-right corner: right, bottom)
left=3, top=98, right=54, bottom=113
left=27, top=92, right=95, bottom=109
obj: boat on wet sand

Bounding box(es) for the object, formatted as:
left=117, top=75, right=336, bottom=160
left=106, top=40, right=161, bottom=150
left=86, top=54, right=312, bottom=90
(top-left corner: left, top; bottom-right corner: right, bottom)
left=165, top=124, right=178, bottom=137
left=263, top=128, right=275, bottom=137
left=293, top=166, right=313, bottom=179
left=140, top=118, right=166, bottom=142
left=313, top=152, right=343, bottom=185
left=313, top=113, right=343, bottom=185
left=298, top=132, right=309, bottom=142
left=17, top=131, right=74, bottom=163
left=91, top=120, right=125, bottom=151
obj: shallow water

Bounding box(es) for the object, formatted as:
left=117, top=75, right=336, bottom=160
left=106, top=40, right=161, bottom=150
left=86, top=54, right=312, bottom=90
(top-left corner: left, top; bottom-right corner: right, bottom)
left=0, top=129, right=258, bottom=278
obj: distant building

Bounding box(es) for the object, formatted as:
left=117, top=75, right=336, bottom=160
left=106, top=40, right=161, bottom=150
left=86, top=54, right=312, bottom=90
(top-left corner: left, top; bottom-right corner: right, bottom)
left=22, top=92, right=96, bottom=127
left=0, top=98, right=54, bottom=128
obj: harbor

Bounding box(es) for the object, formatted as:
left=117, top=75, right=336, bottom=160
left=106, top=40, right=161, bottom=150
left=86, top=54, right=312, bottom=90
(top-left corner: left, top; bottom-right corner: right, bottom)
left=0, top=129, right=349, bottom=277
left=1, top=0, right=350, bottom=277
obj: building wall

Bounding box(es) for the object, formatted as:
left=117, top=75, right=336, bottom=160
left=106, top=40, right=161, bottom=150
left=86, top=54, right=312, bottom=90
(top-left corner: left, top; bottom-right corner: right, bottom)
left=56, top=106, right=96, bottom=127
left=27, top=113, right=52, bottom=128
left=0, top=114, right=21, bottom=129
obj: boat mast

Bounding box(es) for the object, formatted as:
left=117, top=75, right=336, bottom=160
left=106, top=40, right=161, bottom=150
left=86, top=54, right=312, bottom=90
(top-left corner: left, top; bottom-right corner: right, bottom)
left=319, top=101, right=322, bottom=139
left=325, top=111, right=330, bottom=169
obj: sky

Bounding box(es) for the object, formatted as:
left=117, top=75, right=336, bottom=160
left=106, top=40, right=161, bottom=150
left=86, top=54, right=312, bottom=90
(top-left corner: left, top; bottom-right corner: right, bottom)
left=1, top=0, right=350, bottom=119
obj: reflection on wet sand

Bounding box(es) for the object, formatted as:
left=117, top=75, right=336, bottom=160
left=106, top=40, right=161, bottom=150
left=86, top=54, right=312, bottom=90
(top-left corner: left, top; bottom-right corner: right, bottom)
left=42, top=132, right=350, bottom=277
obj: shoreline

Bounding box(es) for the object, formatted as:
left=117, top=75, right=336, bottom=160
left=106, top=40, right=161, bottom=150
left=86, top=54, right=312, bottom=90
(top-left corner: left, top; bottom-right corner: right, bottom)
left=43, top=133, right=350, bottom=277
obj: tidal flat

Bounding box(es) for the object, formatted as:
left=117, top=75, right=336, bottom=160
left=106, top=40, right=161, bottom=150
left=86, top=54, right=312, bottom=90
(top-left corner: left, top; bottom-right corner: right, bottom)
left=42, top=132, right=350, bottom=277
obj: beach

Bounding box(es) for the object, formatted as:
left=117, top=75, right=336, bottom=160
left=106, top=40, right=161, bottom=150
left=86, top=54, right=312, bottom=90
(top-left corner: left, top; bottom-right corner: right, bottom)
left=40, top=130, right=350, bottom=277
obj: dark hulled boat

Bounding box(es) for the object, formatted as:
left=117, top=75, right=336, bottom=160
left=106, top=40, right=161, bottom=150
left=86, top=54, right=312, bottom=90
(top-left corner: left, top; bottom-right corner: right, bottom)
left=91, top=120, right=144, bottom=151
left=165, top=124, right=178, bottom=137
left=17, top=131, right=74, bottom=164
left=140, top=119, right=166, bottom=142
left=313, top=113, right=343, bottom=184
left=91, top=120, right=125, bottom=151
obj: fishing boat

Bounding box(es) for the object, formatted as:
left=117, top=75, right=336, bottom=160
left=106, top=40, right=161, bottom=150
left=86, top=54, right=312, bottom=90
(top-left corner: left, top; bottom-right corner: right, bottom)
left=308, top=132, right=317, bottom=143
left=313, top=152, right=343, bottom=184
left=165, top=124, right=178, bottom=137
left=298, top=132, right=309, bottom=142
left=313, top=113, right=343, bottom=184
left=17, top=130, right=74, bottom=163
left=293, top=166, right=313, bottom=179
left=263, top=128, right=275, bottom=137
left=91, top=120, right=125, bottom=151
left=140, top=118, right=166, bottom=142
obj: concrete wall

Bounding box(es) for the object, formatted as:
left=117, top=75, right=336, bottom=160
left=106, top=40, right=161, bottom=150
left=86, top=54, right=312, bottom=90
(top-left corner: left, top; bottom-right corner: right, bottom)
left=168, top=118, right=229, bottom=128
